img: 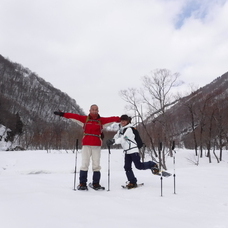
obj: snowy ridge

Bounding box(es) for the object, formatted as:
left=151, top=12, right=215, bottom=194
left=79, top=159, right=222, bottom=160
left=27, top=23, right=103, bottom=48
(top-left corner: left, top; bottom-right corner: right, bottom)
left=1, top=149, right=228, bottom=228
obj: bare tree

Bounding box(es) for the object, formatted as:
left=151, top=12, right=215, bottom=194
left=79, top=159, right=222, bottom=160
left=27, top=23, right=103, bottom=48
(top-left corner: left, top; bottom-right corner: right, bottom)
left=120, top=69, right=181, bottom=169
left=213, top=98, right=227, bottom=161
left=185, top=102, right=198, bottom=156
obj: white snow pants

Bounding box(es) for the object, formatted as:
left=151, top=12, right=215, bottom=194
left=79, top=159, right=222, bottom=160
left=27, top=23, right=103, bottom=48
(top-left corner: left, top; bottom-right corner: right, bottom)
left=80, top=146, right=101, bottom=171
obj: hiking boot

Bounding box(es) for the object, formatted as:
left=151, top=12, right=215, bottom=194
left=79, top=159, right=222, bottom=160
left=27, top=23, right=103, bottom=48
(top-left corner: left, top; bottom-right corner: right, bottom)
left=125, top=183, right=138, bottom=189
left=151, top=164, right=160, bottom=175
left=92, top=183, right=102, bottom=190
left=77, top=183, right=88, bottom=190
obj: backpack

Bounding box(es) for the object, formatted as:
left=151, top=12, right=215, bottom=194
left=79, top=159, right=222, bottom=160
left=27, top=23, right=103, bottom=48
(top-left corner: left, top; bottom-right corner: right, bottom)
left=122, top=127, right=144, bottom=149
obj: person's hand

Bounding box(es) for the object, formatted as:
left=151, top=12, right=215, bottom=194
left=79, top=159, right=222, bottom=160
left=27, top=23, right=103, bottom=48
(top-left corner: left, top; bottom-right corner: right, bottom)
left=106, top=139, right=115, bottom=146
left=54, top=111, right=64, bottom=117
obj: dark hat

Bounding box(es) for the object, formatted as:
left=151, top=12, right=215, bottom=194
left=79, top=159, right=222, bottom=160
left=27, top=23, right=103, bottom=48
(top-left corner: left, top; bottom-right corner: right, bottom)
left=120, top=114, right=130, bottom=122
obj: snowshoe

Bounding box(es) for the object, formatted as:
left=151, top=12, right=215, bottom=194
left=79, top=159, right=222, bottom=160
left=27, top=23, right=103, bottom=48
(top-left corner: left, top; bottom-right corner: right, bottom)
left=151, top=168, right=172, bottom=177
left=77, top=183, right=88, bottom=191
left=89, top=183, right=105, bottom=190
left=122, top=182, right=144, bottom=189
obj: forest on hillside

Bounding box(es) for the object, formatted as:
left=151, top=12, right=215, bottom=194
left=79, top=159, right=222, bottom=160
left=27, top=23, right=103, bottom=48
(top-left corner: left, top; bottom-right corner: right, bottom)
left=0, top=55, right=84, bottom=150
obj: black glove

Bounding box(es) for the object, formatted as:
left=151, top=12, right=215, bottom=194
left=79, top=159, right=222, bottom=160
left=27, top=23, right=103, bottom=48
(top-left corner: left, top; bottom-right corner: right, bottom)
left=54, top=111, right=64, bottom=117
left=106, top=139, right=115, bottom=146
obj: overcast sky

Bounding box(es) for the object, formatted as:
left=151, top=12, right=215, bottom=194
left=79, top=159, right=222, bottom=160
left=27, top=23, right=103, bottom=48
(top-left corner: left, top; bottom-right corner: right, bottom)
left=1, top=0, right=228, bottom=117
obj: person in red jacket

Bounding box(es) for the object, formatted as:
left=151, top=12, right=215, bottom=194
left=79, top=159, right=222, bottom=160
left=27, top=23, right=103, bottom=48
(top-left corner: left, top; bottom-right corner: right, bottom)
left=54, top=104, right=120, bottom=190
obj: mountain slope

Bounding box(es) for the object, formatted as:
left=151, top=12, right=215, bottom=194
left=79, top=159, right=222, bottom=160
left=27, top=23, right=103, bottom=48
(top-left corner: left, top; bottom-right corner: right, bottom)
left=0, top=54, right=84, bottom=150
left=146, top=71, right=228, bottom=150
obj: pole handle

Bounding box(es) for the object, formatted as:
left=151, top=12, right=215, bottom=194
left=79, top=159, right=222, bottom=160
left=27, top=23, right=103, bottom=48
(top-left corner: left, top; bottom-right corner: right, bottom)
left=76, top=139, right=79, bottom=151
left=108, top=145, right=111, bottom=154
left=159, top=142, right=162, bottom=151
left=171, top=140, right=175, bottom=150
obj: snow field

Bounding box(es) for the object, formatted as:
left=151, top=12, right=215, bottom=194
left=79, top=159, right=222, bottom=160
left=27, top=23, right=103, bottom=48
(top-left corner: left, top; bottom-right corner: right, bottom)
left=0, top=149, right=228, bottom=228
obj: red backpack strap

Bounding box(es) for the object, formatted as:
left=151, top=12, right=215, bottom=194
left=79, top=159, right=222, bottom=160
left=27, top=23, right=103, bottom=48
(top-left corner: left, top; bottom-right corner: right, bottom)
left=83, top=115, right=104, bottom=139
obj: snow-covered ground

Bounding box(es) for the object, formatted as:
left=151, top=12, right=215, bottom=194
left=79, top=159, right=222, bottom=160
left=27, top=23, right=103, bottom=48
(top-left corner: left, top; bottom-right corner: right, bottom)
left=0, top=148, right=228, bottom=228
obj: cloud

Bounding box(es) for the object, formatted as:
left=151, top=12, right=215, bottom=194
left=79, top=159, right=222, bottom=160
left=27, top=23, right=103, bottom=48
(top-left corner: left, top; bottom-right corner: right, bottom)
left=0, top=0, right=228, bottom=116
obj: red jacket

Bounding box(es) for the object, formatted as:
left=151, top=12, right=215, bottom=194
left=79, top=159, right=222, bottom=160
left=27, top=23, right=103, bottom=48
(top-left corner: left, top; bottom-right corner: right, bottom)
left=63, top=113, right=120, bottom=146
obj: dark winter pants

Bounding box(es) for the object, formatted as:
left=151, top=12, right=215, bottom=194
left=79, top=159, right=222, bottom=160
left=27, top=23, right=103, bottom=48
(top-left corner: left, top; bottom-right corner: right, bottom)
left=79, top=170, right=101, bottom=185
left=124, top=152, right=156, bottom=184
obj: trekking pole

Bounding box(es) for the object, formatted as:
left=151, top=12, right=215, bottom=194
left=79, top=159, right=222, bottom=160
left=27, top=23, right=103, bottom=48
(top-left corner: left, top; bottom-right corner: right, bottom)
left=73, top=139, right=79, bottom=191
left=107, top=145, right=111, bottom=191
left=159, top=142, right=163, bottom=197
left=172, top=141, right=176, bottom=194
